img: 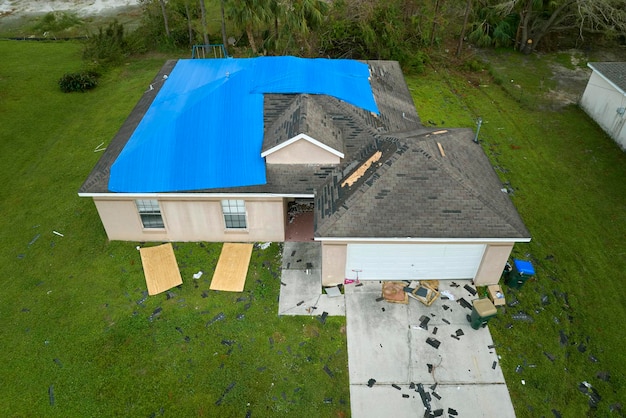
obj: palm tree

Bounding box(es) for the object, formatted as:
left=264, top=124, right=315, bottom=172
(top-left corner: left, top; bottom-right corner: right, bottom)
left=226, top=0, right=272, bottom=54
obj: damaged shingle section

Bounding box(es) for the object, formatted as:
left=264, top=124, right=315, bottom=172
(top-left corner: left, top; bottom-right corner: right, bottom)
left=315, top=129, right=530, bottom=239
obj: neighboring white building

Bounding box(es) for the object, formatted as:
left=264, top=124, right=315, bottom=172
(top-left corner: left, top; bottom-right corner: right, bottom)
left=580, top=62, right=626, bottom=150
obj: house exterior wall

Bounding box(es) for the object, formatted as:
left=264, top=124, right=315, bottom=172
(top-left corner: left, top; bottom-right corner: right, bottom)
left=473, top=243, right=514, bottom=286
left=92, top=196, right=285, bottom=242
left=580, top=71, right=626, bottom=150
left=265, top=139, right=341, bottom=164
left=319, top=240, right=515, bottom=286
left=321, top=243, right=347, bottom=286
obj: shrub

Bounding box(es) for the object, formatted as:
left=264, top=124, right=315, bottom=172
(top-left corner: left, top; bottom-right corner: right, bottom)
left=83, top=20, right=130, bottom=68
left=58, top=71, right=99, bottom=93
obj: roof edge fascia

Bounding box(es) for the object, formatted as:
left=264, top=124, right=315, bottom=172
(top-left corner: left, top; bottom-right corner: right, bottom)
left=78, top=192, right=314, bottom=199
left=261, top=133, right=344, bottom=158
left=587, top=62, right=626, bottom=96
left=314, top=237, right=531, bottom=243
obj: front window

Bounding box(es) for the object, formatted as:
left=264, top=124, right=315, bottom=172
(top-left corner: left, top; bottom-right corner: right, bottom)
left=136, top=199, right=164, bottom=229
left=221, top=200, right=247, bottom=229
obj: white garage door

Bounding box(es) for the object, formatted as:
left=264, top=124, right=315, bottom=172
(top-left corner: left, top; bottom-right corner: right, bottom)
left=345, top=243, right=485, bottom=281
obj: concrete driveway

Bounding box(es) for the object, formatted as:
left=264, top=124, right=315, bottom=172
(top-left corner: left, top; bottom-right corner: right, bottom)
left=345, top=280, right=516, bottom=418
left=278, top=242, right=516, bottom=417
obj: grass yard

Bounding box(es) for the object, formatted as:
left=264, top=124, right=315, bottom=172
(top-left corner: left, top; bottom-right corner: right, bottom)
left=2, top=38, right=625, bottom=417
left=0, top=40, right=349, bottom=417
left=407, top=52, right=626, bottom=417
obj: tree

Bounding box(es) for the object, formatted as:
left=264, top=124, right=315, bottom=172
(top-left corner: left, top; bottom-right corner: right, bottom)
left=278, top=0, right=328, bottom=55
left=226, top=0, right=271, bottom=54
left=480, top=0, right=626, bottom=54
left=198, top=0, right=209, bottom=46
left=158, top=0, right=171, bottom=38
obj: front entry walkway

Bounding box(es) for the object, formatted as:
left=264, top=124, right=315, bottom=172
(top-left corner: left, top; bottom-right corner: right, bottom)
left=278, top=242, right=516, bottom=417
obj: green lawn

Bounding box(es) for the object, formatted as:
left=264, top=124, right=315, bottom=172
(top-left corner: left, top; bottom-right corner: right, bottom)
left=0, top=40, right=349, bottom=417
left=407, top=55, right=626, bottom=417
left=2, top=39, right=625, bottom=417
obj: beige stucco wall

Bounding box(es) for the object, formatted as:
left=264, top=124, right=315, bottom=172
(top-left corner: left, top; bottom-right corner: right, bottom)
left=265, top=139, right=341, bottom=164
left=580, top=71, right=626, bottom=150
left=92, top=196, right=285, bottom=242
left=321, top=243, right=347, bottom=286
left=473, top=243, right=514, bottom=286
left=319, top=240, right=515, bottom=286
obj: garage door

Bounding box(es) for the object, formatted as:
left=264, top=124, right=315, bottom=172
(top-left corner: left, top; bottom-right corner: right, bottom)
left=345, top=243, right=485, bottom=281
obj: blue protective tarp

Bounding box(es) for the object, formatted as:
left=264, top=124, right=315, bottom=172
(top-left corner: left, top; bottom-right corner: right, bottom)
left=109, top=57, right=379, bottom=193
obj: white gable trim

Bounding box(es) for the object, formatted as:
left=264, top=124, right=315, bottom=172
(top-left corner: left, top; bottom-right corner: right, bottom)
left=261, top=133, right=344, bottom=158
left=587, top=63, right=626, bottom=96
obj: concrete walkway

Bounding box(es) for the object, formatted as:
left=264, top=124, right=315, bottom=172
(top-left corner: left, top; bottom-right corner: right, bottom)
left=278, top=242, right=345, bottom=316
left=278, top=242, right=516, bottom=417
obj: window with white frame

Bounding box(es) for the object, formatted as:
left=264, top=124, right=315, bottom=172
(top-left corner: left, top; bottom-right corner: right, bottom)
left=136, top=199, right=164, bottom=229
left=221, top=200, right=247, bottom=229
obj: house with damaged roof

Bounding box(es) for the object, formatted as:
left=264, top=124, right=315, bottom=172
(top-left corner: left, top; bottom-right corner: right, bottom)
left=79, top=57, right=530, bottom=286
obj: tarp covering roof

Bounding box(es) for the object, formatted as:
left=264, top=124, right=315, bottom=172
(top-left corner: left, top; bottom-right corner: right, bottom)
left=108, top=57, right=379, bottom=193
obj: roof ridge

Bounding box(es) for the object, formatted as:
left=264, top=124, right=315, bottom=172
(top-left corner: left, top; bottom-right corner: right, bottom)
left=418, top=133, right=529, bottom=236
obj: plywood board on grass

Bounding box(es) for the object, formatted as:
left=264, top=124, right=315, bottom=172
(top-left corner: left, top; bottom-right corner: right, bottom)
left=210, top=243, right=253, bottom=292
left=139, top=243, right=183, bottom=295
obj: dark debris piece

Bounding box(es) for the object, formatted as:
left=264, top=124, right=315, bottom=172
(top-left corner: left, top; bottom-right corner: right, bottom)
left=416, top=383, right=431, bottom=410
left=205, top=312, right=225, bottom=327
left=426, top=337, right=441, bottom=349
left=578, top=381, right=601, bottom=409
left=367, top=378, right=376, bottom=388
left=458, top=298, right=472, bottom=310
left=512, top=312, right=534, bottom=322
left=464, top=284, right=477, bottom=296
left=215, top=382, right=236, bottom=406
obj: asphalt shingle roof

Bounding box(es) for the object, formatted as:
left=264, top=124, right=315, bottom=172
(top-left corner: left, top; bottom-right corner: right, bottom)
left=589, top=62, right=626, bottom=94
left=80, top=59, right=530, bottom=240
